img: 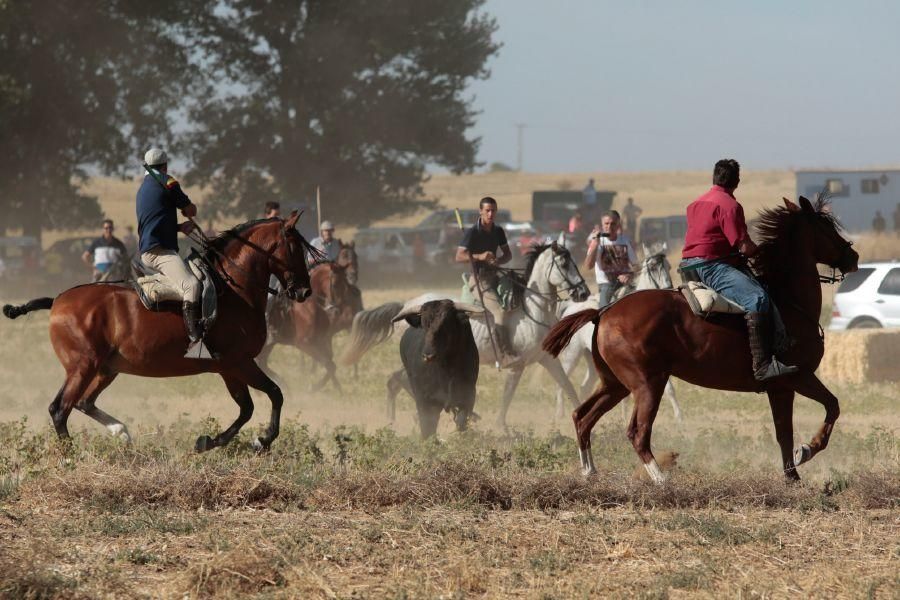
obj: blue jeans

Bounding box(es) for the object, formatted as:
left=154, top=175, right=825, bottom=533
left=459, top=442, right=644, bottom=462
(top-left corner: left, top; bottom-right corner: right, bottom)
left=598, top=281, right=623, bottom=307
left=680, top=257, right=769, bottom=314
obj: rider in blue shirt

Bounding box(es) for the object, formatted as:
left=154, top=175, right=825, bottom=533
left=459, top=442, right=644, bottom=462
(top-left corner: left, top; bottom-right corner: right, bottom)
left=136, top=148, right=203, bottom=343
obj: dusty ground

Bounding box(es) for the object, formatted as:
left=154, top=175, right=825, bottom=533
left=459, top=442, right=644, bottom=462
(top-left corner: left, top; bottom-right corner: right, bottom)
left=1, top=281, right=898, bottom=598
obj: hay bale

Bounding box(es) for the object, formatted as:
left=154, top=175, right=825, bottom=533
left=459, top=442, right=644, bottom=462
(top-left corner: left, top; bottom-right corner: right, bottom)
left=817, top=329, right=900, bottom=383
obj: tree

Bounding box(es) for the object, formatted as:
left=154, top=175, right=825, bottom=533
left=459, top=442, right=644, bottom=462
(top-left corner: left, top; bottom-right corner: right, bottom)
left=187, top=0, right=499, bottom=226
left=0, top=1, right=201, bottom=241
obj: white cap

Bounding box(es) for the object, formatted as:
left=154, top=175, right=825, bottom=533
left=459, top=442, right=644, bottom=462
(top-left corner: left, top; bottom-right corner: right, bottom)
left=320, top=220, right=335, bottom=231
left=144, top=147, right=168, bottom=166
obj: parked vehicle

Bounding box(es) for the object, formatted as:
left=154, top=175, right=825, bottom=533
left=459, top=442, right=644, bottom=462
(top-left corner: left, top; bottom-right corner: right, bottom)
left=828, top=261, right=900, bottom=330
left=417, top=208, right=512, bottom=229
left=638, top=215, right=687, bottom=247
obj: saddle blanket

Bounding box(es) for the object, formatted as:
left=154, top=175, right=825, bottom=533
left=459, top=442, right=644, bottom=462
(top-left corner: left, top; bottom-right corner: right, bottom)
left=679, top=281, right=745, bottom=316
left=133, top=253, right=218, bottom=330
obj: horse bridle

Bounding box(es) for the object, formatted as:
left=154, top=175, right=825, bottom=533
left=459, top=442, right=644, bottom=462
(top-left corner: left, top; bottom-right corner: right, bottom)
left=819, top=239, right=855, bottom=284
left=494, top=247, right=588, bottom=328
left=194, top=220, right=311, bottom=298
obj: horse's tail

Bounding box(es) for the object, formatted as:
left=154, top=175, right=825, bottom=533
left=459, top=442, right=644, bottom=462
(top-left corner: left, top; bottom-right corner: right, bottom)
left=542, top=308, right=600, bottom=357
left=338, top=301, right=403, bottom=365
left=3, top=297, right=55, bottom=320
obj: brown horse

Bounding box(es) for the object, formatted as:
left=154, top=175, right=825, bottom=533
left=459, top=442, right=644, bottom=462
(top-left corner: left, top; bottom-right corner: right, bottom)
left=337, top=240, right=359, bottom=286
left=543, top=196, right=859, bottom=482
left=258, top=261, right=361, bottom=391
left=2, top=213, right=317, bottom=452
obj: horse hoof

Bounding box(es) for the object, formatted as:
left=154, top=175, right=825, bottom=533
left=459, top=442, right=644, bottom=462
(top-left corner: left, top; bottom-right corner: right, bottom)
left=195, top=435, right=214, bottom=453
left=783, top=468, right=801, bottom=483
left=581, top=467, right=597, bottom=478
left=251, top=437, right=270, bottom=453
left=793, top=444, right=812, bottom=466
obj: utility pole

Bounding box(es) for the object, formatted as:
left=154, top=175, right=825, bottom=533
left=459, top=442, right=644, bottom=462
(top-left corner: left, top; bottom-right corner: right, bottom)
left=515, top=123, right=526, bottom=172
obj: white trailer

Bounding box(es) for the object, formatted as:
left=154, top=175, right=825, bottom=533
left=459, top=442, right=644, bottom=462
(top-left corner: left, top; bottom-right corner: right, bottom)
left=795, top=169, right=900, bottom=233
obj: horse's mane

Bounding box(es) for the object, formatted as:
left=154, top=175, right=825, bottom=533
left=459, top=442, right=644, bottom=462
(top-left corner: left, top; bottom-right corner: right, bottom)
left=508, top=242, right=553, bottom=307
left=752, top=195, right=839, bottom=278
left=523, top=243, right=552, bottom=282
left=206, top=217, right=323, bottom=261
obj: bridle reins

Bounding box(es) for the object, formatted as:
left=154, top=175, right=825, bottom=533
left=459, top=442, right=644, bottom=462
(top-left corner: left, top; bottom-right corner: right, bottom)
left=190, top=220, right=312, bottom=297
left=491, top=247, right=589, bottom=328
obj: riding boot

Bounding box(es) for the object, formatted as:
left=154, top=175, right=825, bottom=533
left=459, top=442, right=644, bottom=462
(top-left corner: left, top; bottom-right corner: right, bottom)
left=745, top=312, right=798, bottom=381
left=493, top=324, right=523, bottom=369
left=182, top=301, right=203, bottom=343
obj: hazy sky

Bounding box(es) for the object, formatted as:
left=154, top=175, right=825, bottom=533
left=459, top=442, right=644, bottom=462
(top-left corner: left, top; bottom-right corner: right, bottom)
left=469, top=0, right=900, bottom=173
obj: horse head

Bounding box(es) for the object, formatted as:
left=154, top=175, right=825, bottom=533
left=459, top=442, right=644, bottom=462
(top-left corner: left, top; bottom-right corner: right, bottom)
left=534, top=242, right=590, bottom=302
left=755, top=196, right=859, bottom=279
left=270, top=211, right=314, bottom=301
left=337, top=240, right=359, bottom=285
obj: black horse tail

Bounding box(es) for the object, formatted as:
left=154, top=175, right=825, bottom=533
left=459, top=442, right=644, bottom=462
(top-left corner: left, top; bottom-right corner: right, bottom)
left=3, top=297, right=55, bottom=320
left=338, top=301, right=403, bottom=366
left=542, top=308, right=600, bottom=357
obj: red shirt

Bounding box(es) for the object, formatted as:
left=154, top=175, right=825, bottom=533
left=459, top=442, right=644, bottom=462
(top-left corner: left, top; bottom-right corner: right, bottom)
left=682, top=186, right=749, bottom=261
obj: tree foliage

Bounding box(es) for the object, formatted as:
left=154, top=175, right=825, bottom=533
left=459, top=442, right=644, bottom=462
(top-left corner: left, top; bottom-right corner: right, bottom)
left=187, top=0, right=499, bottom=226
left=0, top=0, right=200, bottom=238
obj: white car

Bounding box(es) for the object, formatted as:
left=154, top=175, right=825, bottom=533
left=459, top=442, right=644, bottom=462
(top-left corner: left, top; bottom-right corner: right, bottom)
left=829, top=261, right=900, bottom=330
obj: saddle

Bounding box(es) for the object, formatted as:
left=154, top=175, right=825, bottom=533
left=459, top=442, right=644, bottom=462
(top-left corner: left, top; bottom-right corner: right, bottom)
left=678, top=281, right=745, bottom=317
left=131, top=250, right=219, bottom=331
left=460, top=271, right=523, bottom=311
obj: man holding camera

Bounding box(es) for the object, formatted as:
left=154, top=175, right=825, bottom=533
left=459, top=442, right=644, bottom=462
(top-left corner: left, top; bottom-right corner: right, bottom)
left=583, top=210, right=637, bottom=307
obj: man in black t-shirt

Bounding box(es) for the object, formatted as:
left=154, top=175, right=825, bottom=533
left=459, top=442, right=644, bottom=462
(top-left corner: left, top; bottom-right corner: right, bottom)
left=456, top=196, right=521, bottom=367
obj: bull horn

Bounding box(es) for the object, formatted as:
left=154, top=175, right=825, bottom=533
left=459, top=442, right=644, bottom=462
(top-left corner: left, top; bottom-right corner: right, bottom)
left=391, top=304, right=423, bottom=323
left=452, top=302, right=485, bottom=316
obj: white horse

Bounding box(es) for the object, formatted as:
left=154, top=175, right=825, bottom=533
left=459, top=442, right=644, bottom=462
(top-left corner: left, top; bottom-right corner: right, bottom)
left=555, top=244, right=683, bottom=422
left=340, top=242, right=592, bottom=428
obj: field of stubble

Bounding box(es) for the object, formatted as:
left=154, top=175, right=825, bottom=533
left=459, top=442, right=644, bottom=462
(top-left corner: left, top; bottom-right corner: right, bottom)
left=0, top=283, right=897, bottom=599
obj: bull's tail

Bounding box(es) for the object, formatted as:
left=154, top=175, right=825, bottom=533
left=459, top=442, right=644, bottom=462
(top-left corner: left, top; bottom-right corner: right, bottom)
left=3, top=297, right=55, bottom=320
left=542, top=308, right=600, bottom=357
left=338, top=301, right=403, bottom=365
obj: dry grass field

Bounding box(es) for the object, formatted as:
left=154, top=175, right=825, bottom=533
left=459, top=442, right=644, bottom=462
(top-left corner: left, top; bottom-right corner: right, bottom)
left=1, top=284, right=898, bottom=598
left=1, top=171, right=898, bottom=598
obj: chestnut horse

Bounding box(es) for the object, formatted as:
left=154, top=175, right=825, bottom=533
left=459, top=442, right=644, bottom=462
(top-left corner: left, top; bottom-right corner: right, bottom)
left=2, top=213, right=317, bottom=452
left=543, top=196, right=859, bottom=482
left=258, top=260, right=362, bottom=391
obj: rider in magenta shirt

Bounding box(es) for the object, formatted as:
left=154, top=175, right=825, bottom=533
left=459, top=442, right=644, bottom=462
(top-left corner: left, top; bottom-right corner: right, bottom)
left=682, top=185, right=749, bottom=265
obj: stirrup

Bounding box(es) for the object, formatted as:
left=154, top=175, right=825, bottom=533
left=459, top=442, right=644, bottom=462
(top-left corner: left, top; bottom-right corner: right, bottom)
left=499, top=352, right=524, bottom=369
left=754, top=357, right=799, bottom=382
left=185, top=338, right=215, bottom=360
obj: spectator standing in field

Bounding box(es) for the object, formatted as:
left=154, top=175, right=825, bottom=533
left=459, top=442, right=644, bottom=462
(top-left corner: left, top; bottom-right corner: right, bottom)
left=582, top=178, right=597, bottom=206
left=264, top=201, right=280, bottom=219
left=583, top=210, right=637, bottom=307
left=122, top=225, right=138, bottom=258
left=568, top=212, right=583, bottom=235
left=872, top=210, right=886, bottom=235
left=893, top=203, right=900, bottom=237
left=263, top=201, right=283, bottom=341
left=82, top=219, right=127, bottom=282
left=622, top=197, right=643, bottom=237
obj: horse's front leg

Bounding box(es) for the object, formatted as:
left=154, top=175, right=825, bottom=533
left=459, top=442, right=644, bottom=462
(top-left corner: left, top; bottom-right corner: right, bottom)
left=790, top=373, right=841, bottom=468
left=766, top=388, right=799, bottom=481
left=196, top=375, right=255, bottom=452
left=231, top=361, right=284, bottom=452
left=539, top=354, right=580, bottom=411
left=496, top=366, right=525, bottom=429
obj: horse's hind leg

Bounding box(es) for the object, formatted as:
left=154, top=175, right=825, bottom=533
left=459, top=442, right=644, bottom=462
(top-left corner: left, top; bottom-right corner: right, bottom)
left=386, top=368, right=411, bottom=422
left=573, top=377, right=630, bottom=476
left=663, top=379, right=683, bottom=423
left=195, top=375, right=254, bottom=452
left=49, top=364, right=99, bottom=440
left=626, top=375, right=668, bottom=484
left=767, top=389, right=799, bottom=481
left=76, top=370, right=130, bottom=442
